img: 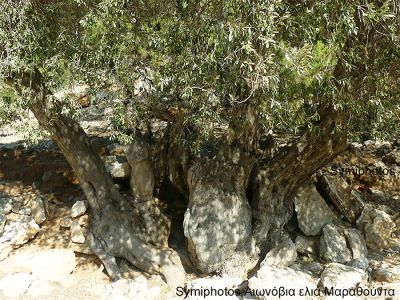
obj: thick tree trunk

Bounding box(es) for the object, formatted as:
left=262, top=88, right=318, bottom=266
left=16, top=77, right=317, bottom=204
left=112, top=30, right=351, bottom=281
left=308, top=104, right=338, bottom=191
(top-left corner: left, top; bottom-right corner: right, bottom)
left=250, top=105, right=348, bottom=252
left=125, top=139, right=171, bottom=247
left=181, top=103, right=348, bottom=276
left=183, top=105, right=260, bottom=276
left=5, top=70, right=185, bottom=285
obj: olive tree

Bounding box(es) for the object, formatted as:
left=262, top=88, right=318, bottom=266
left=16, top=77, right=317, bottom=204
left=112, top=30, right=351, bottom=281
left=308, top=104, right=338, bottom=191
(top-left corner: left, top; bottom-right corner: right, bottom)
left=1, top=0, right=399, bottom=279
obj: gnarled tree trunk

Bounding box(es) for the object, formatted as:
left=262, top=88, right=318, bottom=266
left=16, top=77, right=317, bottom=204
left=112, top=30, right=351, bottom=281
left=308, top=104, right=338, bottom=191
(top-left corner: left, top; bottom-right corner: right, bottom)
left=250, top=104, right=348, bottom=252
left=180, top=103, right=348, bottom=277
left=5, top=70, right=185, bottom=285
left=182, top=105, right=260, bottom=276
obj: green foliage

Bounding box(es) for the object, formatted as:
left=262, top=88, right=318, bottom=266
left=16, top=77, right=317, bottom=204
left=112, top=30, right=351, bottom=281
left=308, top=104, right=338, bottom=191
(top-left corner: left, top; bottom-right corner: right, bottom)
left=0, top=0, right=399, bottom=146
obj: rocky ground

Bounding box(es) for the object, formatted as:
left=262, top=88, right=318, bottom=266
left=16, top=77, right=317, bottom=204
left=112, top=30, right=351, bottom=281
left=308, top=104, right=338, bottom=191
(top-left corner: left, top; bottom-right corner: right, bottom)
left=0, top=97, right=399, bottom=299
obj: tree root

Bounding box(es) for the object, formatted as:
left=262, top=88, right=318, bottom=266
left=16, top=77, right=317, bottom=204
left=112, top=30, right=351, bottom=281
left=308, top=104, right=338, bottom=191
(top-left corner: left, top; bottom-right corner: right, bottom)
left=88, top=219, right=185, bottom=286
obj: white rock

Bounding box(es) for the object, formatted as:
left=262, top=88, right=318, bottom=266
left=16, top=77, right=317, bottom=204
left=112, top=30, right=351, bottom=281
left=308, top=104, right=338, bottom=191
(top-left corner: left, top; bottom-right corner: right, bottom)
left=71, top=200, right=88, bottom=218
left=0, top=242, right=12, bottom=261
left=18, top=207, right=32, bottom=216
left=344, top=228, right=367, bottom=258
left=126, top=276, right=164, bottom=300
left=60, top=216, right=72, bottom=228
left=350, top=142, right=363, bottom=149
left=344, top=228, right=368, bottom=269
left=107, top=290, right=129, bottom=300
left=294, top=183, right=334, bottom=236
left=0, top=273, right=32, bottom=298
left=384, top=150, right=400, bottom=165
left=31, top=197, right=46, bottom=225
left=0, top=249, right=76, bottom=281
left=0, top=215, right=39, bottom=246
left=0, top=196, right=12, bottom=215
left=356, top=205, right=395, bottom=250
left=295, top=235, right=317, bottom=255
left=320, top=263, right=367, bottom=289
left=373, top=266, right=400, bottom=283
left=363, top=140, right=376, bottom=150
left=106, top=276, right=166, bottom=300
left=104, top=156, right=131, bottom=178
left=248, top=266, right=317, bottom=300
left=71, top=219, right=85, bottom=244
left=86, top=283, right=113, bottom=299
left=320, top=223, right=351, bottom=263
left=291, top=262, right=323, bottom=277
left=0, top=214, right=5, bottom=235
left=25, top=280, right=57, bottom=298
left=54, top=84, right=90, bottom=100
left=261, top=236, right=297, bottom=267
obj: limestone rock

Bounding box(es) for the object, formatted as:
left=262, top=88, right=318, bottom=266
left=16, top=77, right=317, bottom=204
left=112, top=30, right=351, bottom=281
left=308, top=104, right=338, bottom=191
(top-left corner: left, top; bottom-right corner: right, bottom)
left=320, top=223, right=351, bottom=263
left=0, top=214, right=5, bottom=235
left=248, top=266, right=317, bottom=300
left=219, top=246, right=258, bottom=279
left=291, top=262, right=323, bottom=277
left=343, top=228, right=368, bottom=268
left=12, top=199, right=31, bottom=216
left=77, top=214, right=89, bottom=226
left=0, top=215, right=39, bottom=246
left=104, top=155, right=131, bottom=178
left=349, top=142, right=363, bottom=149
left=383, top=150, right=400, bottom=165
left=71, top=200, right=88, bottom=218
left=0, top=273, right=32, bottom=298
left=71, top=219, right=85, bottom=244
left=124, top=140, right=149, bottom=164
left=18, top=207, right=32, bottom=216
left=372, top=266, right=400, bottom=283
left=25, top=280, right=57, bottom=298
left=105, top=275, right=173, bottom=300
left=350, top=257, right=369, bottom=271
left=356, top=205, right=395, bottom=250
left=363, top=140, right=375, bottom=149
left=159, top=249, right=186, bottom=287
left=368, top=187, right=385, bottom=198
left=295, top=235, right=318, bottom=256
left=375, top=142, right=392, bottom=156
left=60, top=216, right=72, bottom=228
left=0, top=243, right=12, bottom=261
left=0, top=249, right=76, bottom=281
left=261, top=236, right=297, bottom=267
left=0, top=195, right=12, bottom=215
left=31, top=196, right=46, bottom=225
left=294, top=182, right=334, bottom=235
left=320, top=263, right=367, bottom=289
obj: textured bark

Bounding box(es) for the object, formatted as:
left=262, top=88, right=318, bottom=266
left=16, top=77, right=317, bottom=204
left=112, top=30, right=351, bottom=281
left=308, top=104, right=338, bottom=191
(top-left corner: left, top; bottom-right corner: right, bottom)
left=167, top=119, right=190, bottom=196
left=125, top=140, right=171, bottom=247
left=316, top=173, right=364, bottom=223
left=183, top=104, right=259, bottom=275
left=250, top=105, right=348, bottom=252
left=5, top=70, right=185, bottom=285
left=184, top=151, right=255, bottom=274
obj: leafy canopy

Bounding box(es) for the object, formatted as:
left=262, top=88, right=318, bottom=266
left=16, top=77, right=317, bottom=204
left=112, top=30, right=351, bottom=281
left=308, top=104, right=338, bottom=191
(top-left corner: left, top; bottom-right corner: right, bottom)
left=0, top=0, right=399, bottom=145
